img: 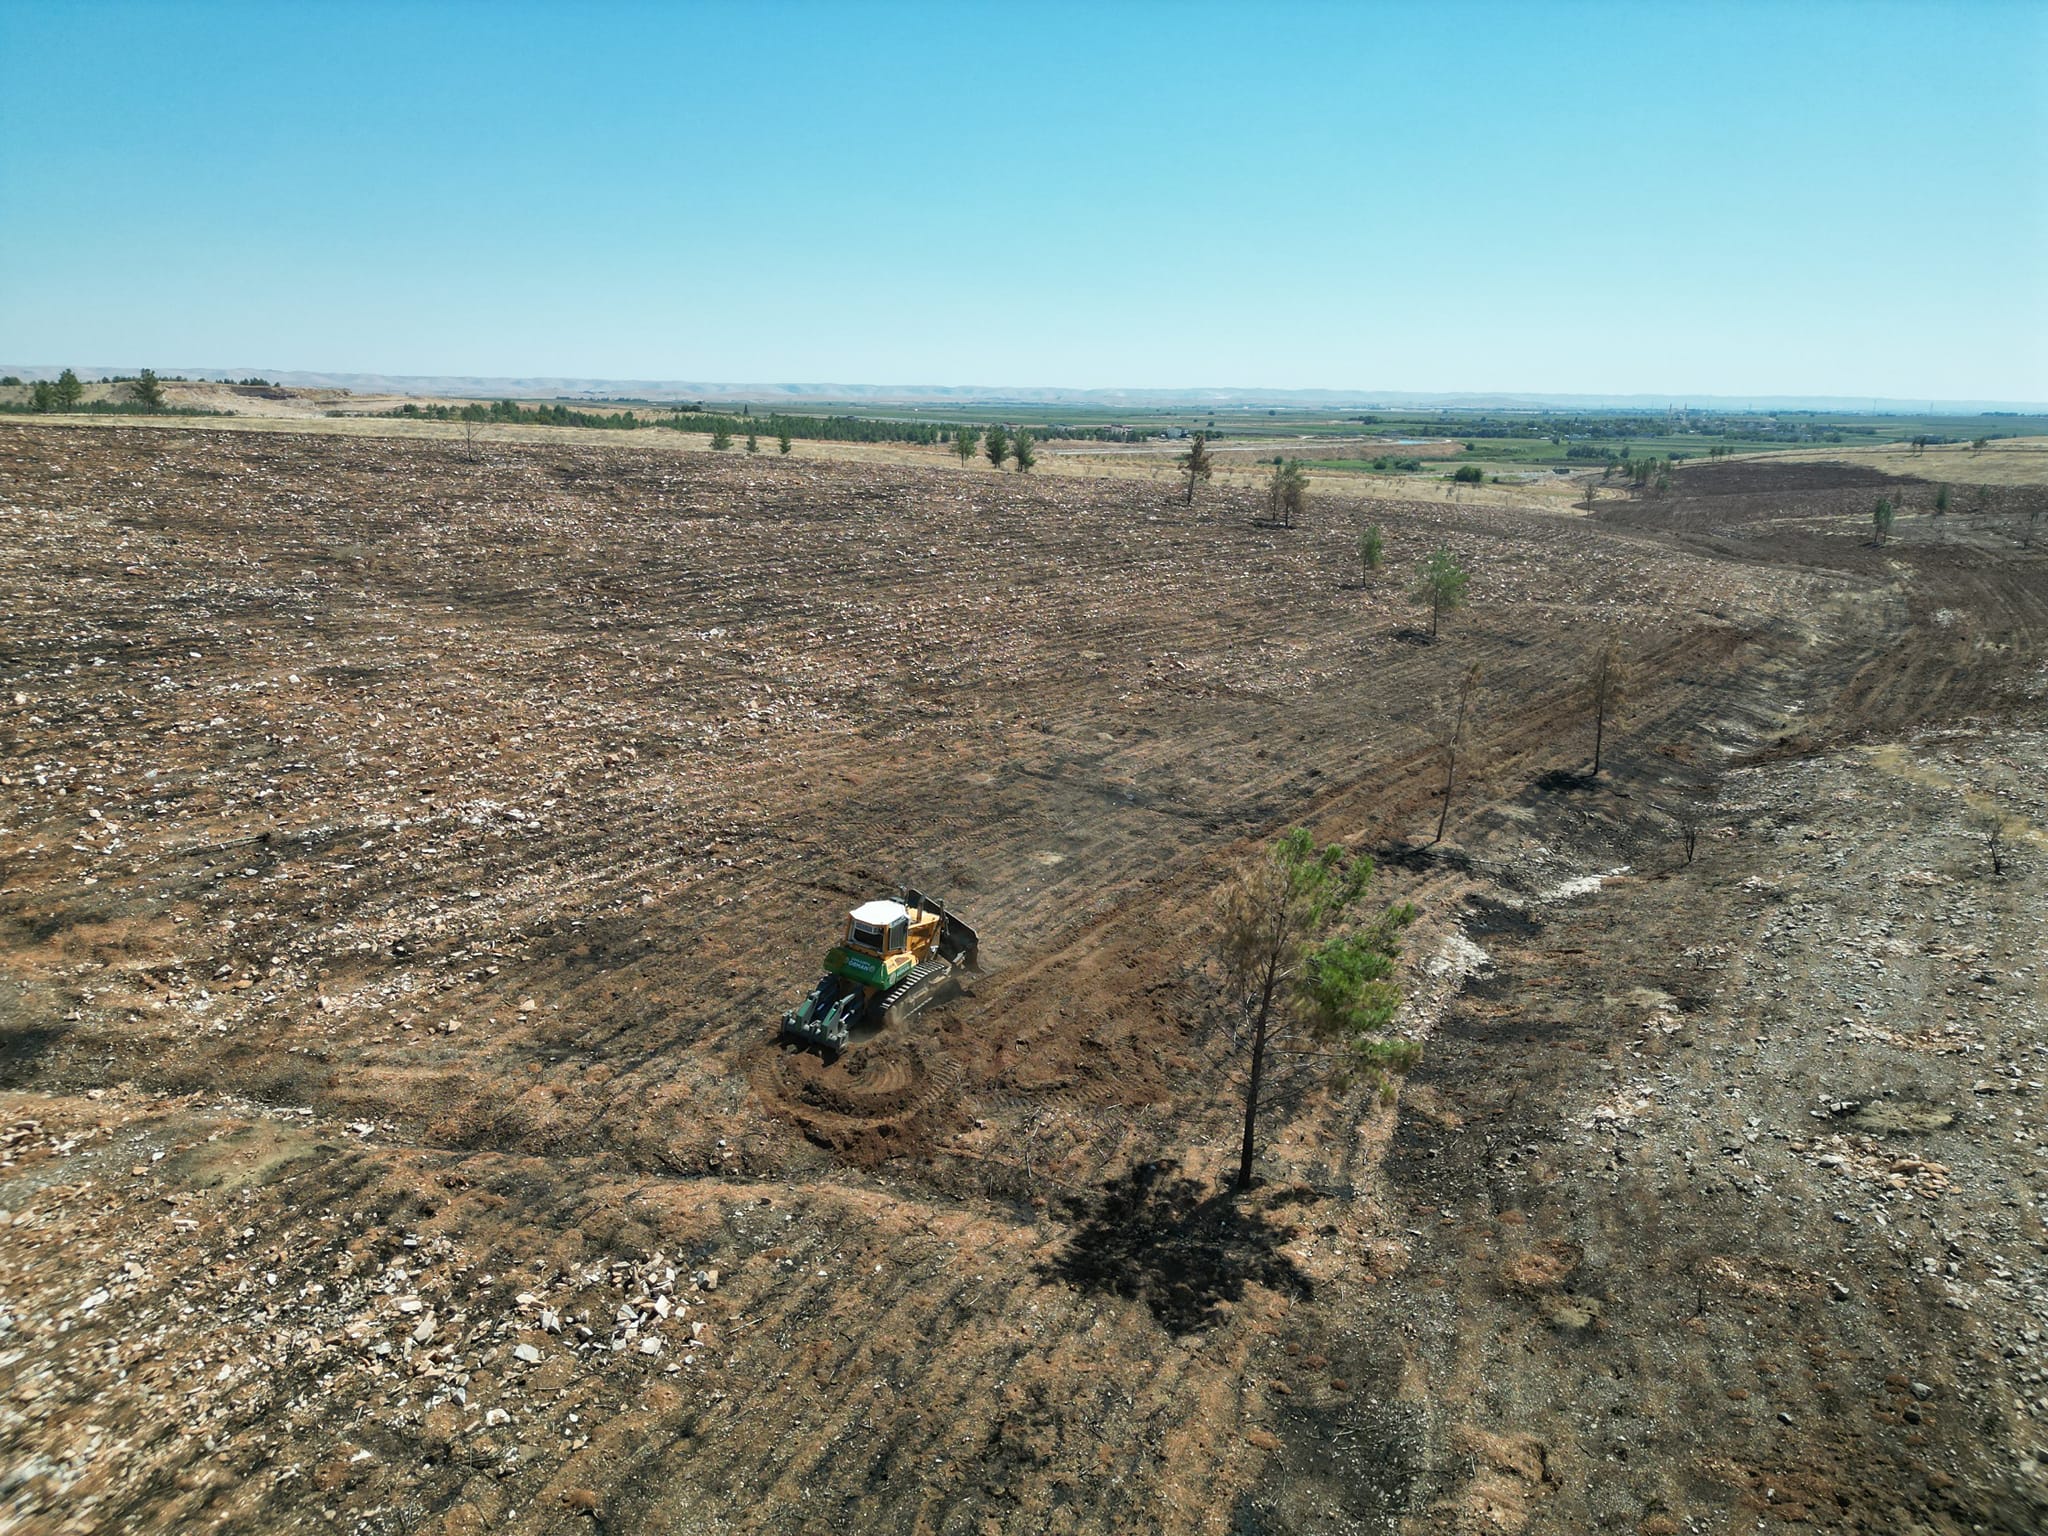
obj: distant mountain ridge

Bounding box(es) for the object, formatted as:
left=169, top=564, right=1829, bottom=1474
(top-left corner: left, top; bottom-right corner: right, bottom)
left=4, top=366, right=2040, bottom=414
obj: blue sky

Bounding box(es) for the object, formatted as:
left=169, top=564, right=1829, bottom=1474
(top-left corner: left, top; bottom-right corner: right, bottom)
left=2, top=0, right=2043, bottom=401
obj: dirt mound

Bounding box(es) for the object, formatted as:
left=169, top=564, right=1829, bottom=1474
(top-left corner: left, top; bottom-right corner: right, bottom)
left=752, top=1034, right=963, bottom=1162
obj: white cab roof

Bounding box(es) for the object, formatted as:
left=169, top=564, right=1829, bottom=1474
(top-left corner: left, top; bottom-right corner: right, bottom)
left=849, top=899, right=909, bottom=926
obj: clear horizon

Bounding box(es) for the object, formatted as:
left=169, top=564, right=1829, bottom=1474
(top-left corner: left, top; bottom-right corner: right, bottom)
left=2, top=0, right=2042, bottom=401
left=4, top=364, right=2043, bottom=416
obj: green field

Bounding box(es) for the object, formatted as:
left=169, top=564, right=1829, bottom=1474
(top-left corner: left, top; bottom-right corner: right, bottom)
left=680, top=400, right=2048, bottom=466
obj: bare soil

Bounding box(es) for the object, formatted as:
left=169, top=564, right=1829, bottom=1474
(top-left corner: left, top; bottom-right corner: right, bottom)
left=1, top=426, right=2043, bottom=1535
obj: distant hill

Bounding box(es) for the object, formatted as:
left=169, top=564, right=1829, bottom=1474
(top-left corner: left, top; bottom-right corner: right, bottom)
left=3, top=366, right=2040, bottom=415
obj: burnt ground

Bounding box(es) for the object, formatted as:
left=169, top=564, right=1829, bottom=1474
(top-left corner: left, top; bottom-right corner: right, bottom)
left=0, top=424, right=2043, bottom=1535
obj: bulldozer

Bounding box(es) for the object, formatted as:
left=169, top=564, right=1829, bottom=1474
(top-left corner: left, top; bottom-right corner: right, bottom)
left=780, top=888, right=978, bottom=1056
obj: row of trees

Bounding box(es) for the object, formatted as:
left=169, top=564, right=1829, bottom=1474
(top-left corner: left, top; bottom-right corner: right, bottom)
left=1609, top=454, right=1673, bottom=491
left=398, top=399, right=645, bottom=430
left=704, top=415, right=1044, bottom=469
left=687, top=410, right=1133, bottom=450
left=676, top=409, right=959, bottom=446
left=10, top=368, right=182, bottom=414
left=706, top=424, right=796, bottom=455
left=29, top=370, right=85, bottom=410
left=945, top=423, right=1036, bottom=472
left=417, top=400, right=1074, bottom=453
left=19, top=369, right=86, bottom=410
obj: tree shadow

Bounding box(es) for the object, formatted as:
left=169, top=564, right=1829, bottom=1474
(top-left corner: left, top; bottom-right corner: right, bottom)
left=1533, top=767, right=1595, bottom=793
left=1388, top=626, right=1436, bottom=646
left=1039, top=1160, right=1313, bottom=1334
left=1372, top=839, right=1474, bottom=873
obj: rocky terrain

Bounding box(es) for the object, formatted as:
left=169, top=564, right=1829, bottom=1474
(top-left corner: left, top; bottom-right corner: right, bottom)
left=1, top=422, right=2042, bottom=1534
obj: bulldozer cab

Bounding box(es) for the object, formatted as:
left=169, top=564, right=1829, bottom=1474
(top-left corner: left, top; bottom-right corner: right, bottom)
left=845, top=899, right=911, bottom=958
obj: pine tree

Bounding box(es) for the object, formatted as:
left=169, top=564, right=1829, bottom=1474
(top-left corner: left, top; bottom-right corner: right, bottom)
left=55, top=369, right=84, bottom=409
left=1011, top=431, right=1035, bottom=473
left=710, top=423, right=733, bottom=451
left=1265, top=459, right=1307, bottom=527
left=954, top=425, right=977, bottom=465
left=1218, top=829, right=1417, bottom=1190
left=1413, top=547, right=1469, bottom=638
left=777, top=428, right=793, bottom=455
left=984, top=424, right=1008, bottom=469
left=131, top=369, right=164, bottom=409
left=1357, top=524, right=1384, bottom=583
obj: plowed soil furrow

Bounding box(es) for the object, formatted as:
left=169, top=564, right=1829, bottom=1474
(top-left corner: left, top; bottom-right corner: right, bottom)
left=4, top=426, right=2045, bottom=1535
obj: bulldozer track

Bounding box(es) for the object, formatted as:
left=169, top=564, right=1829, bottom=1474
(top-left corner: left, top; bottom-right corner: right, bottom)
left=879, top=958, right=953, bottom=1024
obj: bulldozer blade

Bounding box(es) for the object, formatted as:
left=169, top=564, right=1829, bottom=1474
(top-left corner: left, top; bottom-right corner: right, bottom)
left=904, top=887, right=979, bottom=970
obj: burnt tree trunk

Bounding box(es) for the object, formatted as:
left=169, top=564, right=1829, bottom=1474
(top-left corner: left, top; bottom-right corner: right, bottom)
left=1236, top=954, right=1281, bottom=1192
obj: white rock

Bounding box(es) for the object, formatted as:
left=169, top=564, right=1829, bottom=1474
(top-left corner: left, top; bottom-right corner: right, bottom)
left=412, top=1315, right=436, bottom=1343
left=513, top=1343, right=543, bottom=1365
left=638, top=1336, right=661, bottom=1356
